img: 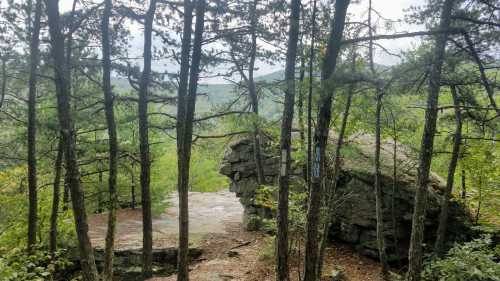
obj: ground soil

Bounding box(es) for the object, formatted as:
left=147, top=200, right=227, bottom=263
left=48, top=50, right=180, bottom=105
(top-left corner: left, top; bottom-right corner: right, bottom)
left=147, top=222, right=384, bottom=281
left=88, top=191, right=385, bottom=281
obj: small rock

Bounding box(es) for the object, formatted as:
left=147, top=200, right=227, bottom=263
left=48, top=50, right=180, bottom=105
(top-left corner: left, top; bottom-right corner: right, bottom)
left=388, top=271, right=403, bottom=281
left=227, top=250, right=239, bottom=257
left=329, top=269, right=344, bottom=281
left=219, top=273, right=235, bottom=280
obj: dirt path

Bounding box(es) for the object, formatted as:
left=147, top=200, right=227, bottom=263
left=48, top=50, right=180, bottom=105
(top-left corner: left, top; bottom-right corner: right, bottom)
left=149, top=224, right=384, bottom=281
left=88, top=191, right=384, bottom=281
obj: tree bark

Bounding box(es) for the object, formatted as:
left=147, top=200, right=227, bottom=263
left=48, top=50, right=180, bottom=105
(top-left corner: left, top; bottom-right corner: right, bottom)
left=27, top=0, right=42, bottom=254
left=303, top=1, right=350, bottom=280
left=65, top=0, right=77, bottom=97
left=131, top=161, right=136, bottom=209
left=49, top=136, right=64, bottom=257
left=63, top=171, right=70, bottom=211
left=138, top=0, right=157, bottom=278
left=306, top=0, right=318, bottom=187
left=390, top=109, right=400, bottom=265
left=0, top=57, right=6, bottom=109
left=474, top=176, right=482, bottom=224
left=316, top=50, right=356, bottom=280
left=367, top=1, right=389, bottom=275
left=374, top=90, right=389, bottom=276
left=434, top=85, right=462, bottom=255
left=176, top=0, right=193, bottom=154
left=248, top=0, right=266, bottom=185
left=175, top=0, right=194, bottom=278
left=98, top=162, right=103, bottom=213
left=407, top=1, right=454, bottom=280
left=101, top=0, right=119, bottom=279
left=460, top=168, right=466, bottom=199
left=177, top=1, right=206, bottom=280
left=61, top=0, right=78, bottom=214
left=45, top=0, right=99, bottom=280
left=297, top=48, right=306, bottom=179
left=276, top=0, right=301, bottom=279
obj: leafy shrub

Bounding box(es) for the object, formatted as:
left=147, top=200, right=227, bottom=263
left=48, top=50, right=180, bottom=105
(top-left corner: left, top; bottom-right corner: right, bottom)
left=258, top=236, right=276, bottom=262
left=0, top=167, right=76, bottom=250
left=254, top=185, right=277, bottom=211
left=0, top=246, right=72, bottom=281
left=288, top=190, right=307, bottom=236
left=422, top=235, right=500, bottom=281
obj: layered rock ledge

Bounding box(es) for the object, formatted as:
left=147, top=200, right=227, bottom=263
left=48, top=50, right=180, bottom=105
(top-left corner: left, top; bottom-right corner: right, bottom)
left=219, top=135, right=471, bottom=262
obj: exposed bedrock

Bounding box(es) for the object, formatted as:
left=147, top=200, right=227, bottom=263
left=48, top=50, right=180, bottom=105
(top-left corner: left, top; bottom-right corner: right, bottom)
left=219, top=135, right=472, bottom=262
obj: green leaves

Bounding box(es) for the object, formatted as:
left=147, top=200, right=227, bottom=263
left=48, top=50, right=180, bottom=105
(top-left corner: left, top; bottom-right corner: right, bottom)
left=422, top=235, right=500, bottom=281
left=0, top=247, right=72, bottom=281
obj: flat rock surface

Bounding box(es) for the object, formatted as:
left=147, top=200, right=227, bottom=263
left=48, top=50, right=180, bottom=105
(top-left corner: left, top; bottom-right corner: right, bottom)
left=89, top=190, right=385, bottom=281
left=88, top=191, right=243, bottom=250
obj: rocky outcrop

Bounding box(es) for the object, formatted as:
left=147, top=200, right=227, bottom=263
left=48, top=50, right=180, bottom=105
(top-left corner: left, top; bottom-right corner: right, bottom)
left=94, top=247, right=202, bottom=280
left=65, top=247, right=203, bottom=280
left=219, top=138, right=302, bottom=231
left=219, top=135, right=472, bottom=262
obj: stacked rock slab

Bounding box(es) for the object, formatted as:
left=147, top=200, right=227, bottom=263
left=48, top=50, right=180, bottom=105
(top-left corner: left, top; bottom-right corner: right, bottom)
left=219, top=136, right=471, bottom=262
left=219, top=138, right=279, bottom=230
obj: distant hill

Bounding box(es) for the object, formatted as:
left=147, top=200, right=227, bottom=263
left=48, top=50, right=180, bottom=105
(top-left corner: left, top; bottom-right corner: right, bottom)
left=111, top=70, right=284, bottom=93
left=255, top=70, right=284, bottom=82
left=111, top=70, right=284, bottom=117
left=110, top=64, right=388, bottom=119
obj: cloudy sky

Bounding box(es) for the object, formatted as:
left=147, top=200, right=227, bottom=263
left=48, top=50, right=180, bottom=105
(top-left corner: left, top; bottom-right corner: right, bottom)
left=58, top=0, right=425, bottom=83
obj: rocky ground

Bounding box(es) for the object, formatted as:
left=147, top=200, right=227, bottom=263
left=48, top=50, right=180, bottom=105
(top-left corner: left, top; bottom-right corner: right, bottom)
left=149, top=224, right=385, bottom=281
left=88, top=190, right=385, bottom=281
left=88, top=191, right=243, bottom=250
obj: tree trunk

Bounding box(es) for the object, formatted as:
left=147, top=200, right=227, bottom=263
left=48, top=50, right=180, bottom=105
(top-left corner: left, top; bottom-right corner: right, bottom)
left=474, top=175, right=482, bottom=224
left=248, top=0, right=266, bottom=185
left=176, top=0, right=193, bottom=154
left=0, top=57, right=6, bottom=109
left=367, top=1, right=389, bottom=275
left=407, top=1, right=454, bottom=280
left=49, top=136, right=64, bottom=257
left=303, top=1, right=350, bottom=280
left=175, top=0, right=194, bottom=279
left=390, top=109, right=400, bottom=265
left=65, top=0, right=77, bottom=95
left=177, top=1, right=206, bottom=280
left=101, top=0, right=119, bottom=279
left=297, top=48, right=306, bottom=179
left=276, top=0, right=300, bottom=279
left=306, top=0, right=318, bottom=187
left=63, top=171, right=70, bottom=211
left=460, top=168, right=466, bottom=199
left=61, top=0, right=78, bottom=213
left=27, top=0, right=42, bottom=254
left=374, top=91, right=389, bottom=276
left=98, top=163, right=103, bottom=213
left=434, top=85, right=462, bottom=255
left=138, top=0, right=157, bottom=278
left=45, top=0, right=99, bottom=280
left=131, top=161, right=136, bottom=209
left=316, top=50, right=356, bottom=280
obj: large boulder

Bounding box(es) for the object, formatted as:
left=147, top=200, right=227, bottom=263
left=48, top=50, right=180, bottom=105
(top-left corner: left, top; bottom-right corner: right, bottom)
left=219, top=135, right=472, bottom=262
